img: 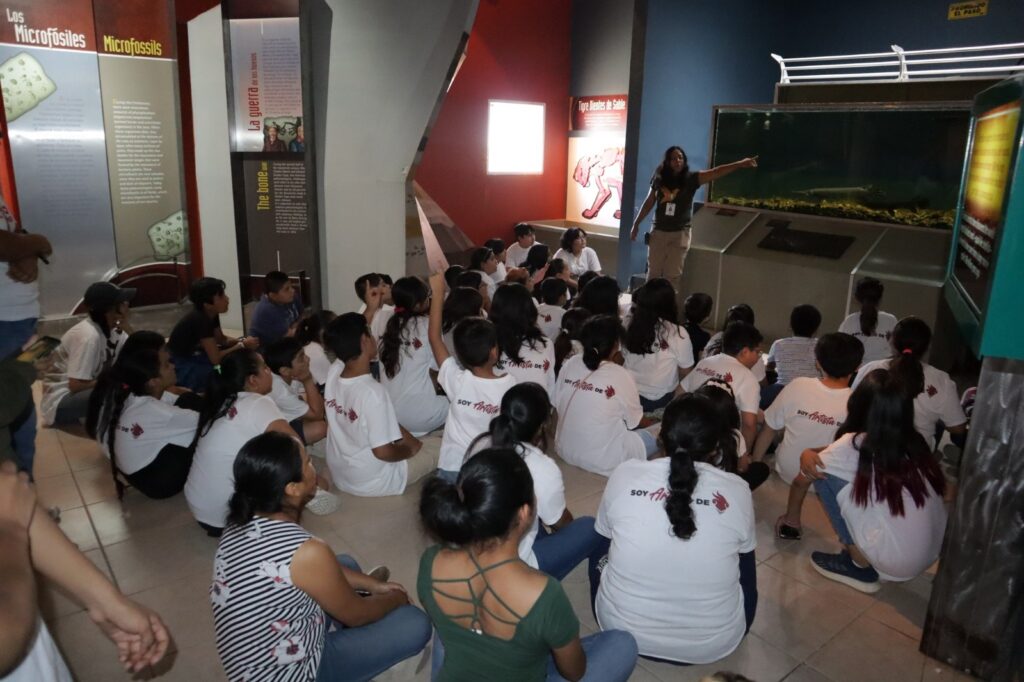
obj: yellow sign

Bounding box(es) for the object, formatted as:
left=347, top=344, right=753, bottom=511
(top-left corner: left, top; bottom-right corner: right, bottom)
left=964, top=103, right=1020, bottom=223
left=948, top=0, right=988, bottom=20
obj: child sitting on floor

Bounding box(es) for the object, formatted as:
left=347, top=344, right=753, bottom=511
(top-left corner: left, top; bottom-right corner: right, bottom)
left=264, top=338, right=328, bottom=445
left=762, top=304, right=823, bottom=408
left=536, top=278, right=568, bottom=340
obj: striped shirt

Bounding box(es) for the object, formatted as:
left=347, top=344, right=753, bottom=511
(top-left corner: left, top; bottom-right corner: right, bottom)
left=767, top=336, right=818, bottom=385
left=212, top=517, right=326, bottom=682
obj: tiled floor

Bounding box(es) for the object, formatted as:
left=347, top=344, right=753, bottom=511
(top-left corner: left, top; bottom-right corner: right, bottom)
left=34, top=424, right=976, bottom=681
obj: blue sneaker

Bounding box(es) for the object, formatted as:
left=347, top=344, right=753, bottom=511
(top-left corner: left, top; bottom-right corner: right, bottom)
left=811, top=550, right=881, bottom=593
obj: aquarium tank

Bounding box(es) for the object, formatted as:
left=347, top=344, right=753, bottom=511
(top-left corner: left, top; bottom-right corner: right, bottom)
left=708, top=105, right=971, bottom=229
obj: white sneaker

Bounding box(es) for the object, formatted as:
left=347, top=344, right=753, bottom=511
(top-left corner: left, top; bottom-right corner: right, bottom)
left=306, top=488, right=341, bottom=516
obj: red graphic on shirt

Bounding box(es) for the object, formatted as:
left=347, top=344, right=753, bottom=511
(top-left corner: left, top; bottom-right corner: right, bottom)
left=712, top=491, right=729, bottom=513
left=543, top=314, right=552, bottom=323
left=472, top=401, right=500, bottom=415
left=659, top=339, right=669, bottom=350
left=542, top=359, right=551, bottom=374
left=797, top=410, right=837, bottom=426
left=605, top=385, right=616, bottom=399
left=722, top=372, right=734, bottom=384
left=649, top=487, right=669, bottom=502
left=347, top=409, right=358, bottom=422
left=227, top=406, right=238, bottom=420
left=411, top=337, right=423, bottom=350
left=926, top=384, right=937, bottom=397
left=130, top=423, right=144, bottom=439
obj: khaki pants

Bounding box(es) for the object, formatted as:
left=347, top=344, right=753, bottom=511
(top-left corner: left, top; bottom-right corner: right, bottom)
left=406, top=433, right=442, bottom=486
left=647, top=228, right=690, bottom=297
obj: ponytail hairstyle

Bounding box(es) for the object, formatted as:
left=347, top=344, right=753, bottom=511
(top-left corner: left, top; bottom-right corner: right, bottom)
left=579, top=314, right=623, bottom=371
left=86, top=349, right=163, bottom=499
left=524, top=243, right=550, bottom=275
left=847, top=369, right=944, bottom=516
left=380, top=276, right=429, bottom=379
left=554, top=307, right=592, bottom=375
left=660, top=394, right=722, bottom=540
left=488, top=283, right=545, bottom=364
left=888, top=316, right=930, bottom=398
left=193, top=350, right=263, bottom=446
left=624, top=278, right=680, bottom=355
left=692, top=380, right=740, bottom=473
left=657, top=145, right=690, bottom=190
left=227, top=432, right=305, bottom=526
left=853, top=277, right=884, bottom=337
left=294, top=310, right=337, bottom=348
left=443, top=286, right=484, bottom=334
left=420, top=448, right=534, bottom=547
left=574, top=275, right=620, bottom=317
left=471, top=382, right=551, bottom=455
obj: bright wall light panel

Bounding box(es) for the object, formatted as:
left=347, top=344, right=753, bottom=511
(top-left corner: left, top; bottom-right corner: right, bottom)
left=487, top=101, right=545, bottom=174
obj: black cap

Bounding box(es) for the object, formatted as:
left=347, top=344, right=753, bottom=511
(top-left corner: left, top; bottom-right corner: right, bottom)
left=83, top=282, right=136, bottom=311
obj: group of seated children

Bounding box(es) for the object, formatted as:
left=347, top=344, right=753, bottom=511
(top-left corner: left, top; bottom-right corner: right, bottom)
left=36, top=233, right=964, bottom=678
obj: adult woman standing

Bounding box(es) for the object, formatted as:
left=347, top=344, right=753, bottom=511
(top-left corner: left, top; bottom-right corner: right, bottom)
left=212, top=432, right=430, bottom=681
left=630, top=147, right=757, bottom=295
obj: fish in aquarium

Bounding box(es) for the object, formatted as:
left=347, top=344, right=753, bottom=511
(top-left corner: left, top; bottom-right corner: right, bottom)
left=716, top=195, right=955, bottom=229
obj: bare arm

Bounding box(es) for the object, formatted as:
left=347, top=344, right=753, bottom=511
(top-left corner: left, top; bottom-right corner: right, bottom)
left=740, top=412, right=758, bottom=457
left=550, top=637, right=586, bottom=681
left=0, top=231, right=51, bottom=262
left=698, top=156, right=757, bottom=185
left=546, top=508, right=574, bottom=533
left=0, top=464, right=37, bottom=676
left=427, top=272, right=450, bottom=368
left=291, top=538, right=407, bottom=628
left=299, top=375, right=325, bottom=421
left=68, top=377, right=97, bottom=394
left=751, top=424, right=777, bottom=462
left=629, top=188, right=657, bottom=242
left=371, top=426, right=422, bottom=463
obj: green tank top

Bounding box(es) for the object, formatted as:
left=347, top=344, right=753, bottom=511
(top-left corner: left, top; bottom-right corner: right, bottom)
left=417, top=545, right=579, bottom=681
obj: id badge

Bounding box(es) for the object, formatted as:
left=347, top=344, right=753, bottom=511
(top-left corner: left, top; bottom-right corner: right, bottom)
left=665, top=203, right=676, bottom=217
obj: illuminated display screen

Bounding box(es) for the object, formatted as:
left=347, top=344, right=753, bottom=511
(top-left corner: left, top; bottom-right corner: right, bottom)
left=953, top=102, right=1021, bottom=315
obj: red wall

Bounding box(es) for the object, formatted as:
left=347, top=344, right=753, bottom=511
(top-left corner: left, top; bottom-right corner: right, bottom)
left=416, top=0, right=571, bottom=247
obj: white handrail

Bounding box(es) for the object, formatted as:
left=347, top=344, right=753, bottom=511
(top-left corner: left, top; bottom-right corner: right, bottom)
left=774, top=42, right=1024, bottom=84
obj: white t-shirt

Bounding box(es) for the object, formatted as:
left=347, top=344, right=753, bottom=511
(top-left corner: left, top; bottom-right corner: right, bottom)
left=369, top=305, right=395, bottom=342
left=3, top=620, right=72, bottom=682
left=595, top=458, right=755, bottom=663
left=437, top=357, right=517, bottom=472
left=552, top=246, right=601, bottom=277
left=379, top=316, right=449, bottom=435
left=702, top=332, right=766, bottom=382
left=472, top=270, right=498, bottom=300
left=269, top=373, right=309, bottom=421
left=492, top=261, right=507, bottom=284
left=820, top=433, right=947, bottom=581
left=767, top=336, right=818, bottom=385
left=853, top=358, right=966, bottom=447
left=40, top=318, right=126, bottom=426
left=681, top=353, right=760, bottom=416
left=535, top=303, right=565, bottom=340
left=506, top=241, right=532, bottom=268
left=324, top=367, right=407, bottom=496
left=185, top=393, right=284, bottom=528
left=839, top=311, right=897, bottom=364
left=623, top=321, right=695, bottom=400
left=108, top=394, right=199, bottom=475
left=496, top=337, right=556, bottom=395
left=554, top=355, right=645, bottom=476
left=304, top=341, right=331, bottom=385
left=563, top=247, right=604, bottom=277
left=764, top=378, right=850, bottom=484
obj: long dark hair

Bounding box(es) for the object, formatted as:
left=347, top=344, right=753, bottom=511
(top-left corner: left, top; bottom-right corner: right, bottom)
left=86, top=348, right=163, bottom=498
left=657, top=145, right=689, bottom=189
left=294, top=310, right=337, bottom=347
left=524, top=244, right=550, bottom=275
left=574, top=275, right=620, bottom=317
left=624, top=278, right=680, bottom=355
left=553, top=307, right=592, bottom=376
left=579, top=314, right=622, bottom=371
left=661, top=394, right=722, bottom=540
left=472, top=382, right=550, bottom=455
left=845, top=370, right=945, bottom=516
left=854, top=277, right=884, bottom=336
left=443, top=287, right=484, bottom=334
left=193, top=350, right=263, bottom=447
left=560, top=227, right=586, bottom=253
left=489, top=283, right=545, bottom=364
left=692, top=380, right=739, bottom=474
left=227, top=432, right=305, bottom=526
left=888, top=317, right=930, bottom=398
left=380, top=277, right=429, bottom=379
left=420, top=448, right=534, bottom=547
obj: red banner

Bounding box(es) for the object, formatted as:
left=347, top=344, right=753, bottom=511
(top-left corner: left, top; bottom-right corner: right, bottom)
left=570, top=94, right=627, bottom=132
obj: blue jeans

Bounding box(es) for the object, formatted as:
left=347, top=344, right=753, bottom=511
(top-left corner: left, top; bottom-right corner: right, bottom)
left=760, top=382, right=785, bottom=410
left=431, top=629, right=638, bottom=682
left=436, top=469, right=459, bottom=483
left=317, top=555, right=432, bottom=682
left=813, top=474, right=854, bottom=546
left=0, top=318, right=37, bottom=475
left=534, top=516, right=610, bottom=582
left=170, top=353, right=214, bottom=393
left=635, top=426, right=660, bottom=458
left=639, top=391, right=674, bottom=412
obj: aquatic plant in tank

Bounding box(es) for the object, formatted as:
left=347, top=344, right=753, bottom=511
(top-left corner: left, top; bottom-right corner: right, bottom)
left=708, top=106, right=971, bottom=229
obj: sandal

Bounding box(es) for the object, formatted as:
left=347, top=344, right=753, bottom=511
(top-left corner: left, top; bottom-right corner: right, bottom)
left=775, top=515, right=802, bottom=540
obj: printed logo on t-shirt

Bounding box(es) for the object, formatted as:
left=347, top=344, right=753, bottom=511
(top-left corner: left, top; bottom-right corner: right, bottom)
left=659, top=339, right=669, bottom=350
left=562, top=377, right=611, bottom=395
left=543, top=314, right=552, bottom=322
left=456, top=399, right=500, bottom=415
left=605, top=385, right=616, bottom=399
left=630, top=487, right=669, bottom=501
left=925, top=384, right=937, bottom=397
left=411, top=337, right=423, bottom=350
left=795, top=409, right=838, bottom=426
left=227, top=406, right=238, bottom=420
left=694, top=366, right=732, bottom=383
left=693, top=490, right=729, bottom=513
left=499, top=357, right=552, bottom=373
left=325, top=398, right=358, bottom=422
left=115, top=422, right=146, bottom=438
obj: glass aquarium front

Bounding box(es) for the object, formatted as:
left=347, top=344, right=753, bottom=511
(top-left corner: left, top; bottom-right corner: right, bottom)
left=709, top=106, right=971, bottom=229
